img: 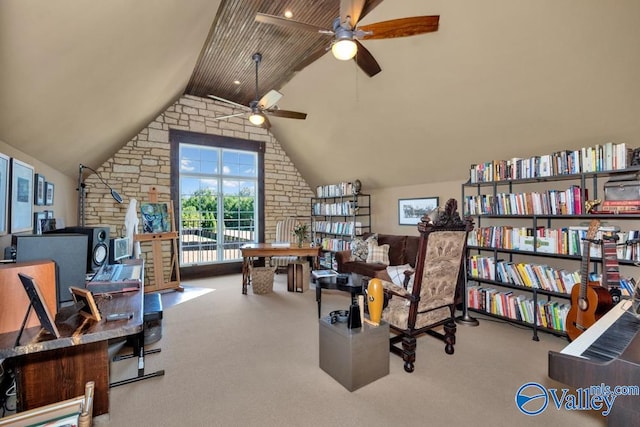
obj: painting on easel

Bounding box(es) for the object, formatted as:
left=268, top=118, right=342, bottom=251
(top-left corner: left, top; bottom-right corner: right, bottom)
left=140, top=202, right=171, bottom=233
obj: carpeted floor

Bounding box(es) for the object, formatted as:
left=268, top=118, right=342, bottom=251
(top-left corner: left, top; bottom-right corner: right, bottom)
left=97, top=274, right=607, bottom=427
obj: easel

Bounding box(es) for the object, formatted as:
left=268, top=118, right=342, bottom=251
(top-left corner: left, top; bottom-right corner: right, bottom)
left=134, top=187, right=183, bottom=293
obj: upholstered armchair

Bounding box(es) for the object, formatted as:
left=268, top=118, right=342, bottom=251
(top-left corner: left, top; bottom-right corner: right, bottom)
left=381, top=199, right=474, bottom=373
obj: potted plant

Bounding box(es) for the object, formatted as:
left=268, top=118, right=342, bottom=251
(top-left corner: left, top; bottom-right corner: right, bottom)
left=292, top=223, right=309, bottom=248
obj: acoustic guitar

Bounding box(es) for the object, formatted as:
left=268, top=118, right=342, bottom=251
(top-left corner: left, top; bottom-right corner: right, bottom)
left=565, top=219, right=614, bottom=341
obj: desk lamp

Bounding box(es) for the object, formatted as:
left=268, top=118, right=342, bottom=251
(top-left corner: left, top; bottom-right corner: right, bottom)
left=77, top=164, right=123, bottom=227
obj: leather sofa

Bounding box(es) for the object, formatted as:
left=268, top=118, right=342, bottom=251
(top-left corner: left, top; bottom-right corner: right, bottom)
left=334, top=233, right=420, bottom=281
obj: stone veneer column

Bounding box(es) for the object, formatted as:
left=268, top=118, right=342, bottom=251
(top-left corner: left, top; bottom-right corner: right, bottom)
left=83, top=95, right=314, bottom=286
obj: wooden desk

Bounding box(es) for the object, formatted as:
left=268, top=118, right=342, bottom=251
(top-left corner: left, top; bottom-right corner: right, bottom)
left=0, top=289, right=143, bottom=416
left=240, top=243, right=320, bottom=294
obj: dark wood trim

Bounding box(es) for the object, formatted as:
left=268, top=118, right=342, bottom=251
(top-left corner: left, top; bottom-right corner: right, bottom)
left=169, top=129, right=265, bottom=277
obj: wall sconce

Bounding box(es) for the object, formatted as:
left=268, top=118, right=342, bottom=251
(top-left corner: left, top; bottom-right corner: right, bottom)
left=77, top=164, right=123, bottom=227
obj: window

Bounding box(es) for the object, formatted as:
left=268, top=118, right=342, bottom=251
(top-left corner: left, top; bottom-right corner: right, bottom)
left=170, top=130, right=264, bottom=272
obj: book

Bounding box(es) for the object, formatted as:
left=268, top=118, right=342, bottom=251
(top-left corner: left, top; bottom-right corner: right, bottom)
left=311, top=269, right=338, bottom=279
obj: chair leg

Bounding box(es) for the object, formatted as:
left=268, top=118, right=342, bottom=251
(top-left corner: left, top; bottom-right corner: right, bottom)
left=401, top=335, right=416, bottom=373
left=444, top=320, right=456, bottom=355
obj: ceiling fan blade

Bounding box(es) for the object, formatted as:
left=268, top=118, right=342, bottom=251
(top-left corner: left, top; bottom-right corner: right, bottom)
left=258, top=89, right=283, bottom=110
left=265, top=109, right=307, bottom=120
left=357, top=16, right=440, bottom=40
left=207, top=95, right=250, bottom=111
left=255, top=12, right=332, bottom=34
left=262, top=115, right=272, bottom=129
left=340, top=0, right=366, bottom=29
left=354, top=40, right=381, bottom=77
left=212, top=112, right=247, bottom=121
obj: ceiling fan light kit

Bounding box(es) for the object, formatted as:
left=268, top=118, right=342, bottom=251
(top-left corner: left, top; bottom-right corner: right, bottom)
left=332, top=39, right=357, bottom=61
left=248, top=113, right=265, bottom=126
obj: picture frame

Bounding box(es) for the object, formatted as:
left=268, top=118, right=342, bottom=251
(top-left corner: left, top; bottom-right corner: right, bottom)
left=10, top=158, right=34, bottom=233
left=0, top=153, right=9, bottom=235
left=34, top=173, right=46, bottom=205
left=45, top=181, right=55, bottom=205
left=398, top=197, right=439, bottom=225
left=140, top=202, right=171, bottom=233
left=69, top=286, right=102, bottom=322
left=33, top=211, right=46, bottom=234
left=17, top=273, right=60, bottom=339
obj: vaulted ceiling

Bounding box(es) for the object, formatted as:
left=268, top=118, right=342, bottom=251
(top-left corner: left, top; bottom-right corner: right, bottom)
left=1, top=1, right=639, bottom=191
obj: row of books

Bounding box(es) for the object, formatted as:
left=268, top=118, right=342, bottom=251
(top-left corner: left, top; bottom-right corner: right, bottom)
left=319, top=252, right=338, bottom=270
left=316, top=182, right=356, bottom=198
left=317, top=237, right=351, bottom=252
left=469, top=255, right=579, bottom=294
left=468, top=286, right=569, bottom=331
left=468, top=226, right=640, bottom=260
left=469, top=142, right=634, bottom=183
left=312, top=201, right=356, bottom=216
left=312, top=220, right=362, bottom=236
left=463, top=185, right=585, bottom=216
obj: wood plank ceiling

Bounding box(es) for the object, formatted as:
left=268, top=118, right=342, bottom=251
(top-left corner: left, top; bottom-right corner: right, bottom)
left=185, top=0, right=382, bottom=106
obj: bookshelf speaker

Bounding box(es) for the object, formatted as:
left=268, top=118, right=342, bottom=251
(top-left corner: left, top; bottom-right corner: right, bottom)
left=46, top=226, right=110, bottom=272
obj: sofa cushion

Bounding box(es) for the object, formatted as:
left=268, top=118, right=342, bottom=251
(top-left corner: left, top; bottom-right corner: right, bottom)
left=377, top=234, right=407, bottom=266
left=342, top=261, right=389, bottom=279
left=366, top=240, right=390, bottom=265
left=351, top=234, right=377, bottom=261
left=404, top=236, right=420, bottom=267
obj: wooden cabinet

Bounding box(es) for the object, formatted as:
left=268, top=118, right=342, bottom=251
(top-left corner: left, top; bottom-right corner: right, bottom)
left=462, top=166, right=640, bottom=340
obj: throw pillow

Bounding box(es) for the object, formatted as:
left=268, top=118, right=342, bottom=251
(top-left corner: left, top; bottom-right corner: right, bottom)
left=351, top=234, right=378, bottom=262
left=386, top=264, right=413, bottom=288
left=366, top=240, right=390, bottom=265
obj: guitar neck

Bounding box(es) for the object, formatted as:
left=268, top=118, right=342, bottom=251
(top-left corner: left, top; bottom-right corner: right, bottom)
left=580, top=239, right=591, bottom=293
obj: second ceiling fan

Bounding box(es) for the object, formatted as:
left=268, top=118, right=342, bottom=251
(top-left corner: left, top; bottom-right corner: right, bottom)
left=255, top=0, right=440, bottom=77
left=208, top=53, right=307, bottom=129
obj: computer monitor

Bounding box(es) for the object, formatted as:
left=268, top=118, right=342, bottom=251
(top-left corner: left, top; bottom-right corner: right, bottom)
left=110, top=237, right=130, bottom=263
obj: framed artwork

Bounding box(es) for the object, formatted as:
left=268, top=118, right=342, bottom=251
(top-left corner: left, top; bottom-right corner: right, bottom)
left=140, top=202, right=171, bottom=233
left=10, top=158, right=34, bottom=233
left=45, top=181, right=55, bottom=205
left=0, top=153, right=9, bottom=235
left=34, top=173, right=46, bottom=205
left=398, top=197, right=439, bottom=225
left=33, top=211, right=46, bottom=234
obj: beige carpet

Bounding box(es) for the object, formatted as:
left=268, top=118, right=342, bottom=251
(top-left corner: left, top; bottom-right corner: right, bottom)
left=97, top=274, right=607, bottom=427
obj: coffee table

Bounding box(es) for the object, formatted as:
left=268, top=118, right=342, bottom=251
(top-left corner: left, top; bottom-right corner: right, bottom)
left=314, top=274, right=364, bottom=318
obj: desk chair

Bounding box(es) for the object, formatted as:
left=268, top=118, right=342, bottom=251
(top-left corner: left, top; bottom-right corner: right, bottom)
left=270, top=217, right=302, bottom=273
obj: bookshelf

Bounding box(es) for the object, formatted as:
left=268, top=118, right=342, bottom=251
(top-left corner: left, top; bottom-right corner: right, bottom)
left=463, top=146, right=640, bottom=341
left=311, top=182, right=371, bottom=270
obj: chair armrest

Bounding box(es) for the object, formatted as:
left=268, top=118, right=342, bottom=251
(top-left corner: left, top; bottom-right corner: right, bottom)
left=381, top=280, right=411, bottom=299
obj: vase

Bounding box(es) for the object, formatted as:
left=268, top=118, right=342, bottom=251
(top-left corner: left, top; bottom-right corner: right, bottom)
left=296, top=237, right=303, bottom=248
left=367, top=278, right=384, bottom=325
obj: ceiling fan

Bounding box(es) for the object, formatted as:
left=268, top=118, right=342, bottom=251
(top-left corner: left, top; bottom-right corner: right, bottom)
left=208, top=53, right=307, bottom=128
left=255, top=0, right=439, bottom=77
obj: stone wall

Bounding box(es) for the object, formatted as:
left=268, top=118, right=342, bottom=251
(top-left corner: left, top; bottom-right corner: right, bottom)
left=84, top=95, right=314, bottom=285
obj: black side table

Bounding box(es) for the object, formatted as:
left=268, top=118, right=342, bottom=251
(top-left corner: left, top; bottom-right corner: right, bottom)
left=314, top=274, right=364, bottom=318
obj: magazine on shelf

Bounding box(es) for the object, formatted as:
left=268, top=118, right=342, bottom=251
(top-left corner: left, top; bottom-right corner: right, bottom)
left=312, top=269, right=338, bottom=279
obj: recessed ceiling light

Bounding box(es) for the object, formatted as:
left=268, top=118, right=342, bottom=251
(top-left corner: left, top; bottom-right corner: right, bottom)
left=233, top=80, right=241, bottom=85
left=284, top=10, right=293, bottom=19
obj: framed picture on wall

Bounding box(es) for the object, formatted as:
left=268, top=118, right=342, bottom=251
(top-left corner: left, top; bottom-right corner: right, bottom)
left=45, top=181, right=55, bottom=206
left=0, top=153, right=9, bottom=235
left=398, top=197, right=439, bottom=226
left=33, top=211, right=46, bottom=234
left=34, top=173, right=45, bottom=205
left=10, top=158, right=34, bottom=233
